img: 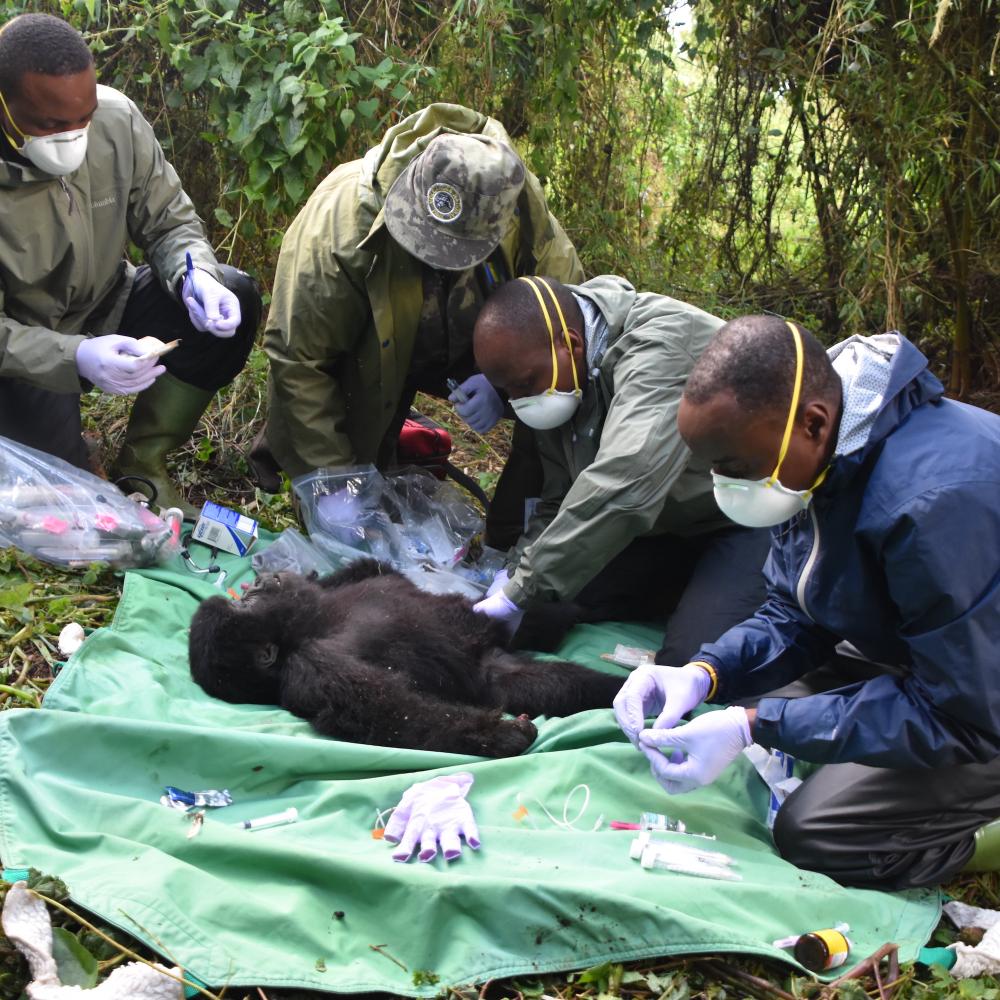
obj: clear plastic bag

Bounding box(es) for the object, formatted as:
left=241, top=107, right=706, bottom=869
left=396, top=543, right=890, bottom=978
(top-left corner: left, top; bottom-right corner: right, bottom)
left=250, top=527, right=339, bottom=578
left=0, top=436, right=180, bottom=569
left=292, top=465, right=494, bottom=594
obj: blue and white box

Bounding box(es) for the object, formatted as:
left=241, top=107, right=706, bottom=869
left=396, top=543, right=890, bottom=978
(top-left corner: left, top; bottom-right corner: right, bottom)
left=192, top=502, right=259, bottom=556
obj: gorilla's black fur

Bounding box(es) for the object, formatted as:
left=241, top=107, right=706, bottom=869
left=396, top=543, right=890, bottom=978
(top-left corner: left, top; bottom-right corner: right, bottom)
left=188, top=559, right=622, bottom=758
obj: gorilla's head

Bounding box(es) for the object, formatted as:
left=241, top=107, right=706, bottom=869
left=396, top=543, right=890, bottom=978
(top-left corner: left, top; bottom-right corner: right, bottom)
left=188, top=594, right=283, bottom=705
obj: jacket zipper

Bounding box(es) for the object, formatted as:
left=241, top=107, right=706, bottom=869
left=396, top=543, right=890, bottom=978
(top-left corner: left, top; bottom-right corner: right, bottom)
left=58, top=177, right=75, bottom=215
left=795, top=505, right=821, bottom=622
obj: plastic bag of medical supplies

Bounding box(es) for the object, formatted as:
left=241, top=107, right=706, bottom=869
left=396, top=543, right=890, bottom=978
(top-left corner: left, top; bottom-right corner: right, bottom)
left=292, top=465, right=497, bottom=595
left=0, top=436, right=181, bottom=569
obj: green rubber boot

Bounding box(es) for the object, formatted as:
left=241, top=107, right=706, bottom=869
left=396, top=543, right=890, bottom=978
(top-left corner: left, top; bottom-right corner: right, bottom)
left=963, top=819, right=1000, bottom=872
left=111, top=372, right=214, bottom=519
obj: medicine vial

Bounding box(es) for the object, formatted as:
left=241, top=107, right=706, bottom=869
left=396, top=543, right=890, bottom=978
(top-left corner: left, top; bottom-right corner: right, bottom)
left=794, top=928, right=851, bottom=971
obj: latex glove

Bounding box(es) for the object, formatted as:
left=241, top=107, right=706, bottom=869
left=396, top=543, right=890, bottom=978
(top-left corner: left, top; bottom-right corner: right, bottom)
left=638, top=706, right=752, bottom=795
left=182, top=266, right=241, bottom=336
left=316, top=489, right=362, bottom=531
left=449, top=374, right=504, bottom=434
left=613, top=662, right=712, bottom=748
left=485, top=567, right=510, bottom=598
left=384, top=772, right=481, bottom=863
left=472, top=588, right=524, bottom=635
left=76, top=335, right=164, bottom=395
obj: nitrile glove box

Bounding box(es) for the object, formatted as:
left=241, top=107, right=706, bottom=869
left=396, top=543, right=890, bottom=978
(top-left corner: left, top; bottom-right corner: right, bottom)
left=192, top=502, right=258, bottom=556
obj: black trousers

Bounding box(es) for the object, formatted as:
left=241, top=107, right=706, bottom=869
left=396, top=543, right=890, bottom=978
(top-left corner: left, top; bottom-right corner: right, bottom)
left=574, top=526, right=771, bottom=665
left=0, top=264, right=260, bottom=470
left=749, top=656, right=1000, bottom=889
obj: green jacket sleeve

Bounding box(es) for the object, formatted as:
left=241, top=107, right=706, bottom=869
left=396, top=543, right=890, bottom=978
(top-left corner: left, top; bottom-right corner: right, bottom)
left=504, top=300, right=721, bottom=607
left=262, top=172, right=372, bottom=476
left=123, top=96, right=220, bottom=296
left=0, top=281, right=85, bottom=391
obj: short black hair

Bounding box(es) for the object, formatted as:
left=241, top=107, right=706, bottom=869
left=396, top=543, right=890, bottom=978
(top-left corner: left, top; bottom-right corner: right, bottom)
left=0, top=14, right=93, bottom=97
left=475, top=276, right=583, bottom=346
left=685, top=315, right=841, bottom=418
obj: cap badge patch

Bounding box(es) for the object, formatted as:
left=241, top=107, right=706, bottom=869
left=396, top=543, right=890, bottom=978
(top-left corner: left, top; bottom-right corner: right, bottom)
left=426, top=182, right=462, bottom=224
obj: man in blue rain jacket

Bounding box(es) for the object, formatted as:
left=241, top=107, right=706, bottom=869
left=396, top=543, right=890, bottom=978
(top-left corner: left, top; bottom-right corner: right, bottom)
left=613, top=314, right=1000, bottom=888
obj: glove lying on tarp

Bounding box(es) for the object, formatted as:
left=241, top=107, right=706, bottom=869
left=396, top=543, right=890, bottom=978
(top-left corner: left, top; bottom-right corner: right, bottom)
left=384, top=772, right=481, bottom=863
left=1, top=881, right=183, bottom=999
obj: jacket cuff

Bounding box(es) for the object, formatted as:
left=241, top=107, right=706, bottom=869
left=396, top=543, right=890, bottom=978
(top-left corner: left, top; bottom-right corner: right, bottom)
left=748, top=696, right=785, bottom=749
left=503, top=576, right=530, bottom=608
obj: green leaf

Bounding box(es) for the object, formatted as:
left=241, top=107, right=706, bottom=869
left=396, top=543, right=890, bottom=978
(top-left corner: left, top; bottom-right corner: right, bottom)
left=0, top=582, right=32, bottom=610
left=182, top=56, right=210, bottom=92
left=356, top=98, right=379, bottom=118
left=340, top=107, right=355, bottom=128
left=214, top=206, right=235, bottom=227
left=51, top=928, right=99, bottom=988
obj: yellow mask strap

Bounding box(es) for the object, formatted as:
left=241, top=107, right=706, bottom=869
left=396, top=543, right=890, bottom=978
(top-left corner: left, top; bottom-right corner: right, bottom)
left=767, top=320, right=804, bottom=486
left=517, top=276, right=580, bottom=394
left=768, top=320, right=828, bottom=497
left=0, top=90, right=27, bottom=145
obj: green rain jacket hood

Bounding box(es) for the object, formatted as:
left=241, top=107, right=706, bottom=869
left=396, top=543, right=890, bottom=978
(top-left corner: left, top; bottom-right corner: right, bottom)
left=504, top=274, right=731, bottom=608
left=263, top=102, right=583, bottom=477
left=0, top=85, right=221, bottom=393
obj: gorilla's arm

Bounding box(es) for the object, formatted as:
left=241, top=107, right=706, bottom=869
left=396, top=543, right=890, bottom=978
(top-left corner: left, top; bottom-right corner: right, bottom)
left=281, top=640, right=536, bottom=758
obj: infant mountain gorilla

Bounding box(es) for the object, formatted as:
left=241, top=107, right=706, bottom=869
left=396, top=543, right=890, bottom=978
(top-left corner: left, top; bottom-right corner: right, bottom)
left=188, top=559, right=621, bottom=758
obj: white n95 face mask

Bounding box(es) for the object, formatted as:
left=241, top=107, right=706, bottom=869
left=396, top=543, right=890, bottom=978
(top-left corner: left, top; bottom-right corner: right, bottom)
left=711, top=320, right=828, bottom=529
left=509, top=276, right=582, bottom=431
left=511, top=389, right=581, bottom=430
left=712, top=472, right=816, bottom=528
left=0, top=89, right=89, bottom=176
left=18, top=127, right=89, bottom=176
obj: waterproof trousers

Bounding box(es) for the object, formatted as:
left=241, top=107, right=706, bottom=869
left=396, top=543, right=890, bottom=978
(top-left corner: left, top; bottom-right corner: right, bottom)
left=0, top=263, right=259, bottom=469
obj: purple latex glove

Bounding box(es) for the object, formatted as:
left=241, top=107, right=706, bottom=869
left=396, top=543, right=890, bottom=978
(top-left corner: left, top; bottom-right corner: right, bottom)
left=472, top=588, right=524, bottom=635
left=182, top=266, right=241, bottom=336
left=449, top=374, right=504, bottom=434
left=384, top=772, right=481, bottom=863
left=76, top=335, right=164, bottom=395
left=613, top=662, right=712, bottom=747
left=638, top=706, right=752, bottom=795
left=485, top=567, right=510, bottom=598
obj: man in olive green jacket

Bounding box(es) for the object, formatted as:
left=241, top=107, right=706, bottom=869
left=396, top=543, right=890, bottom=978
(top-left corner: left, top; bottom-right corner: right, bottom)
left=472, top=275, right=771, bottom=663
left=255, top=103, right=582, bottom=543
left=0, top=13, right=260, bottom=514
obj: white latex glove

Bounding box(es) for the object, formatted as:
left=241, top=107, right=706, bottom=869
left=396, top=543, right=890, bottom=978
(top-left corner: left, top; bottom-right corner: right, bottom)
left=182, top=266, right=241, bottom=336
left=485, top=567, right=510, bottom=598
left=638, top=706, right=752, bottom=795
left=449, top=374, right=504, bottom=434
left=76, top=335, right=164, bottom=395
left=384, top=772, right=481, bottom=863
left=613, top=662, right=712, bottom=748
left=472, top=588, right=524, bottom=635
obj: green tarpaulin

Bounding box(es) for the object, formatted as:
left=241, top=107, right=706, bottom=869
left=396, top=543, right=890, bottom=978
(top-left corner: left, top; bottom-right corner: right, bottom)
left=0, top=551, right=939, bottom=995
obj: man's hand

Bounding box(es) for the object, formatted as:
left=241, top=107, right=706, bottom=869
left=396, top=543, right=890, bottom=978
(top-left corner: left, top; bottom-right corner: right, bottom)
left=76, top=335, right=164, bottom=395
left=449, top=374, right=504, bottom=434
left=472, top=588, right=524, bottom=635
left=384, top=772, right=481, bottom=863
left=182, top=266, right=241, bottom=337
left=613, top=662, right=712, bottom=747
left=638, top=706, right=752, bottom=795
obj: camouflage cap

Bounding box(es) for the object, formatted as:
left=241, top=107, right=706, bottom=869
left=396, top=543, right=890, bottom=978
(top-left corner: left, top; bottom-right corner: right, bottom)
left=383, top=133, right=526, bottom=272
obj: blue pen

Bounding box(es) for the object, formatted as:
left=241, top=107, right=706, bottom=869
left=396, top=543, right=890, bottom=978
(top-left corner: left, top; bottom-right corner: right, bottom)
left=185, top=250, right=194, bottom=284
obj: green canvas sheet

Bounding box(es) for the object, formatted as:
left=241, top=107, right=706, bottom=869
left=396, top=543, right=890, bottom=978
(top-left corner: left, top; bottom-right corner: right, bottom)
left=0, top=549, right=940, bottom=995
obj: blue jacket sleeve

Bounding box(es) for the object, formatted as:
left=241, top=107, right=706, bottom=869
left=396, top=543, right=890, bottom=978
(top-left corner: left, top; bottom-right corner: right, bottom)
left=694, top=538, right=839, bottom=702
left=755, top=484, right=1000, bottom=767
